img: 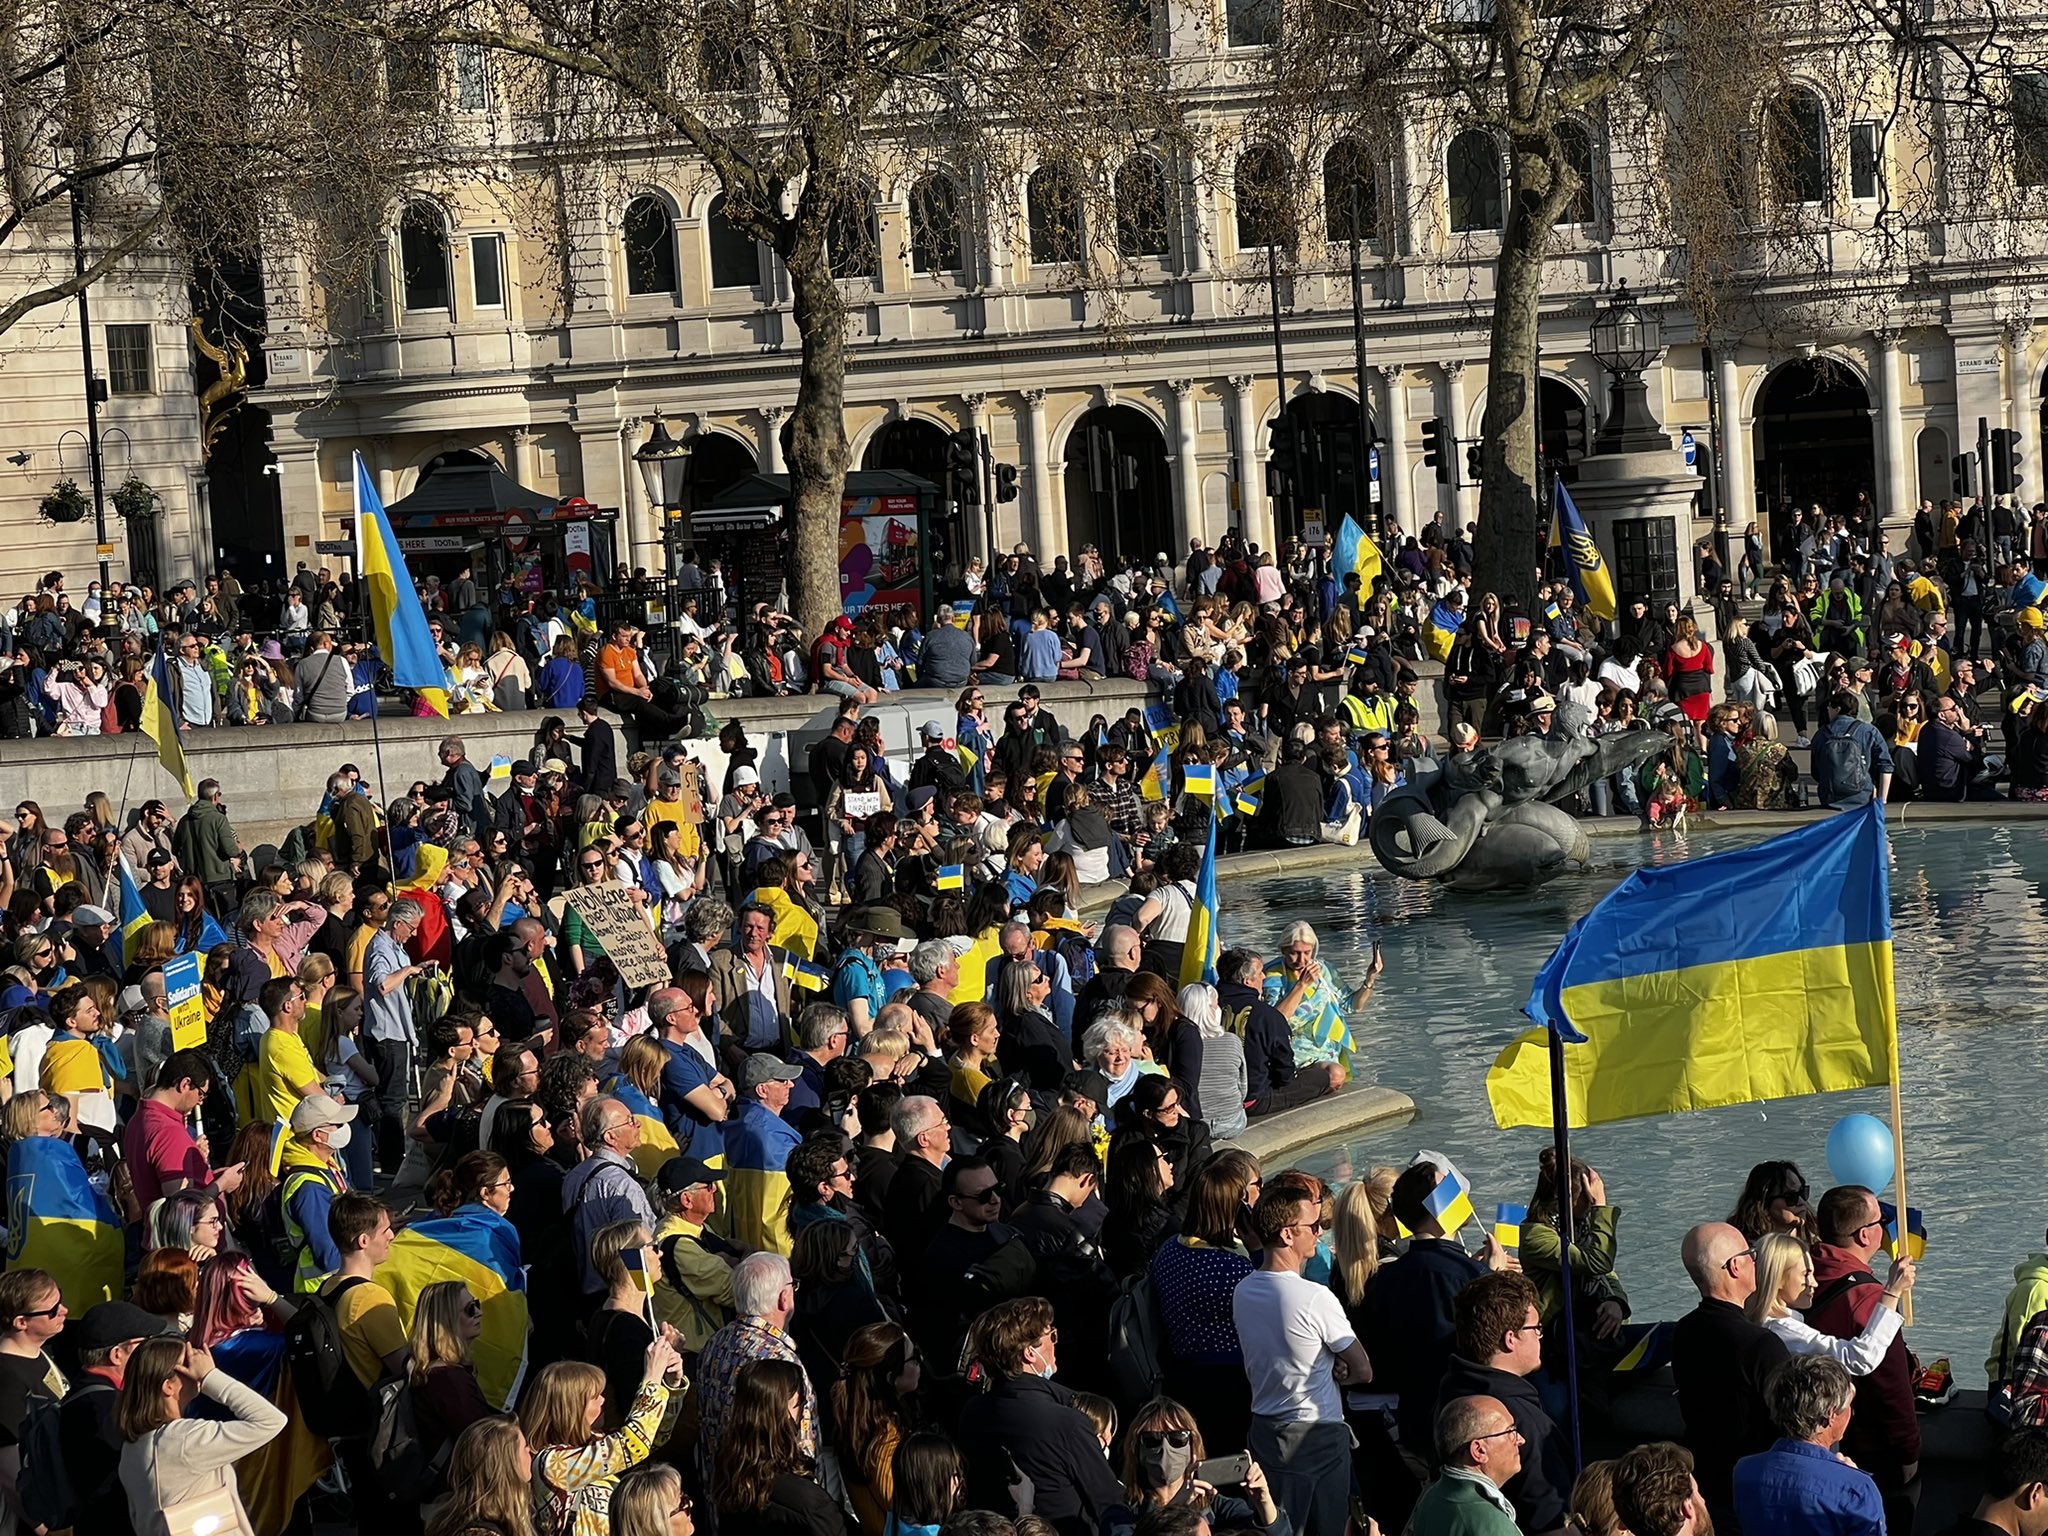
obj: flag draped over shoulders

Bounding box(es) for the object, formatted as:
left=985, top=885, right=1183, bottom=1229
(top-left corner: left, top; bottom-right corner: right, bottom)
left=6, top=1135, right=120, bottom=1312
left=375, top=1202, right=530, bottom=1409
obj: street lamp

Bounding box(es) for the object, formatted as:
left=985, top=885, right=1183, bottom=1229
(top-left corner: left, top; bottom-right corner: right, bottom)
left=1588, top=280, right=1671, bottom=454
left=634, top=417, right=693, bottom=513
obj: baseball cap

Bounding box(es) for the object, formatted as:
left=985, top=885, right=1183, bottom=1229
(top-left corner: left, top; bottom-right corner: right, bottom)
left=921, top=719, right=950, bottom=741
left=657, top=767, right=682, bottom=786
left=75, top=1300, right=177, bottom=1350
left=907, top=785, right=938, bottom=813
left=742, top=1053, right=805, bottom=1090
left=72, top=905, right=114, bottom=927
left=291, top=1097, right=358, bottom=1135
left=733, top=766, right=760, bottom=786
left=656, top=1156, right=727, bottom=1195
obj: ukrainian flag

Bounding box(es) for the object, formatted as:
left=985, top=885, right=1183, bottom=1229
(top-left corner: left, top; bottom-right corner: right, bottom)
left=1423, top=1165, right=1477, bottom=1237
left=936, top=864, right=966, bottom=891
left=1178, top=816, right=1220, bottom=991
left=1139, top=750, right=1171, bottom=802
left=375, top=1203, right=530, bottom=1409
left=1550, top=477, right=1618, bottom=622
left=1487, top=803, right=1895, bottom=1130
left=487, top=755, right=513, bottom=785
left=724, top=1103, right=801, bottom=1255
left=1235, top=771, right=1265, bottom=817
left=6, top=1135, right=121, bottom=1312
left=1878, top=1201, right=1926, bottom=1261
left=751, top=884, right=819, bottom=960
left=783, top=955, right=829, bottom=992
left=1494, top=1202, right=1527, bottom=1257
left=140, top=632, right=195, bottom=798
left=1333, top=514, right=1385, bottom=593
left=1611, top=1320, right=1677, bottom=1373
left=115, top=857, right=153, bottom=969
left=353, top=452, right=449, bottom=717
left=1423, top=598, right=1465, bottom=662
left=1182, top=763, right=1216, bottom=798
left=612, top=1079, right=681, bottom=1180
left=202, top=1329, right=332, bottom=1536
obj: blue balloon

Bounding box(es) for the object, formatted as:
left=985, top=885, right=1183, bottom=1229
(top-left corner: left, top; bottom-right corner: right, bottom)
left=1824, top=1113, right=1895, bottom=1195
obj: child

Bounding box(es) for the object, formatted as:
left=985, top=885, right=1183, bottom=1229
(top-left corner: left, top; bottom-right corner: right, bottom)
left=1645, top=758, right=1688, bottom=827
left=1073, top=1392, right=1118, bottom=1457
left=1216, top=647, right=1244, bottom=705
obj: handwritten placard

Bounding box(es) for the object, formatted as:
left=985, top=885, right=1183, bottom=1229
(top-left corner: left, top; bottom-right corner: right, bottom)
left=563, top=885, right=671, bottom=989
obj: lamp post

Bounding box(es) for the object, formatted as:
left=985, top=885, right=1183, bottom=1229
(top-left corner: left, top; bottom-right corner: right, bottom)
left=61, top=149, right=113, bottom=596
left=634, top=417, right=692, bottom=636
left=1587, top=281, right=1671, bottom=455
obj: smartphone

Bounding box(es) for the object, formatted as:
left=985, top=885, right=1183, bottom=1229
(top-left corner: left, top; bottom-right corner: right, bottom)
left=1196, top=1454, right=1252, bottom=1487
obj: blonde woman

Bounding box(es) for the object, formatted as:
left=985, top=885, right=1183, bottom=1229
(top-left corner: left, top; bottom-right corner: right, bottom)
left=1742, top=1229, right=1915, bottom=1372
left=485, top=632, right=533, bottom=713
left=453, top=644, right=495, bottom=714
left=521, top=1342, right=680, bottom=1536
left=613, top=1461, right=694, bottom=1536
left=1329, top=1170, right=1401, bottom=1318
left=295, top=952, right=336, bottom=1061
left=425, top=1415, right=536, bottom=1536
left=408, top=1280, right=494, bottom=1497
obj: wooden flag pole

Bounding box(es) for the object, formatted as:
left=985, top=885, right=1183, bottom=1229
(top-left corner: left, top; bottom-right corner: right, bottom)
left=1889, top=1052, right=1913, bottom=1327
left=1548, top=1026, right=1584, bottom=1478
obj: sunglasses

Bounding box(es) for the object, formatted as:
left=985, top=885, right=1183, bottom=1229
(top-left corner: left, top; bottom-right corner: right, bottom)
left=1140, top=1429, right=1194, bottom=1449
left=463, top=1298, right=484, bottom=1318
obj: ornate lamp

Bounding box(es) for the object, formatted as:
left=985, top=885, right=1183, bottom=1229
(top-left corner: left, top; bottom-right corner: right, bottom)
left=634, top=417, right=693, bottom=512
left=1588, top=281, right=1671, bottom=453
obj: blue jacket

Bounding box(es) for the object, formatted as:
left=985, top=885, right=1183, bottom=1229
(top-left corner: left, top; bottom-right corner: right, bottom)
left=1732, top=1437, right=1886, bottom=1536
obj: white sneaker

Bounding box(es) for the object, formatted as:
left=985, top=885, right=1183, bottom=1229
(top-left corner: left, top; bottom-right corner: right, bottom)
left=1794, top=736, right=1810, bottom=749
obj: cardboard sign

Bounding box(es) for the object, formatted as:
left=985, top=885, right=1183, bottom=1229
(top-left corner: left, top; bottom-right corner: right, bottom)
left=841, top=791, right=882, bottom=820
left=563, top=884, right=671, bottom=990
left=164, top=952, right=206, bottom=1051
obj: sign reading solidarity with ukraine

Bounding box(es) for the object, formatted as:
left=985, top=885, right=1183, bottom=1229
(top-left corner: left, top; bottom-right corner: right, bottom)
left=165, top=952, right=206, bottom=1050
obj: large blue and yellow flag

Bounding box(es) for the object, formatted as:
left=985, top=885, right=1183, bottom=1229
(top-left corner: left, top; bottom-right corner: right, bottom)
left=353, top=453, right=449, bottom=717
left=1333, top=514, right=1385, bottom=593
left=1178, top=815, right=1220, bottom=991
left=6, top=1135, right=121, bottom=1312
left=723, top=1105, right=800, bottom=1256
left=375, top=1203, right=530, bottom=1409
left=610, top=1079, right=682, bottom=1181
left=140, top=632, right=195, bottom=798
left=1550, top=477, right=1618, bottom=622
left=114, top=857, right=153, bottom=970
left=1487, top=803, right=1895, bottom=1129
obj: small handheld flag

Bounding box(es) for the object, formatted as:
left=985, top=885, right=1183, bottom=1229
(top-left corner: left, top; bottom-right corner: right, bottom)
left=1139, top=751, right=1171, bottom=802
left=621, top=1243, right=657, bottom=1328
left=1181, top=763, right=1215, bottom=798
left=1235, top=770, right=1265, bottom=817
left=1344, top=640, right=1373, bottom=667
left=487, top=756, right=513, bottom=785
left=784, top=956, right=830, bottom=991
left=1611, top=1320, right=1677, bottom=1373
left=1422, top=1166, right=1477, bottom=1237
left=267, top=1118, right=289, bottom=1177
left=1878, top=1202, right=1926, bottom=1261
left=1177, top=814, right=1220, bottom=991
left=935, top=864, right=965, bottom=891
left=1493, top=1203, right=1527, bottom=1257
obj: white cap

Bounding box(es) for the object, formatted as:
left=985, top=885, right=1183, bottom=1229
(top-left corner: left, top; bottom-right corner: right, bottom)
left=733, top=766, right=760, bottom=786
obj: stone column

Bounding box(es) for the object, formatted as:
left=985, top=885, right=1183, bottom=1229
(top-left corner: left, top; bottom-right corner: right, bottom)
left=511, top=425, right=540, bottom=488
left=962, top=393, right=991, bottom=561
left=1229, top=375, right=1271, bottom=553
left=620, top=419, right=658, bottom=572
left=1168, top=379, right=1203, bottom=549
left=372, top=434, right=399, bottom=505
left=1377, top=365, right=1412, bottom=538
left=761, top=406, right=786, bottom=474
left=2006, top=323, right=2034, bottom=508
left=1874, top=331, right=1911, bottom=533
left=1023, top=388, right=1056, bottom=557
left=1715, top=351, right=1753, bottom=550
left=1442, top=362, right=1470, bottom=526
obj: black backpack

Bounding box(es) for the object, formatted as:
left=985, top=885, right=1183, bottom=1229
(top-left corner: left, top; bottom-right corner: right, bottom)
left=284, top=1275, right=379, bottom=1438
left=19, top=1379, right=115, bottom=1533
left=367, top=1373, right=453, bottom=1501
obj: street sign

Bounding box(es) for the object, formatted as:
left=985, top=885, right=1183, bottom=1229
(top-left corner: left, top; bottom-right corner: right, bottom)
left=1681, top=431, right=1696, bottom=468
left=95, top=543, right=115, bottom=558
left=1957, top=356, right=2001, bottom=375
left=1301, top=518, right=1326, bottom=545
left=1368, top=447, right=1382, bottom=505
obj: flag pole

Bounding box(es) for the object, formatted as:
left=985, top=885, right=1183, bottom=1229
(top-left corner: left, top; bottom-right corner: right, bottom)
left=1876, top=805, right=1913, bottom=1326
left=1547, top=1025, right=1584, bottom=1478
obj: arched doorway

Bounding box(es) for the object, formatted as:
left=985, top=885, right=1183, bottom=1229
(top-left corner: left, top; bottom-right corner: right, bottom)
left=1280, top=391, right=1375, bottom=533
left=1063, top=406, right=1171, bottom=564
left=686, top=432, right=758, bottom=508
left=1753, top=359, right=1874, bottom=555
left=863, top=418, right=957, bottom=571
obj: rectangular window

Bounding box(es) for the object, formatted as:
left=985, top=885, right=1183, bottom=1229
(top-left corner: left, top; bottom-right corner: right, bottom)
left=386, top=48, right=436, bottom=112
left=454, top=45, right=490, bottom=111
left=471, top=234, right=504, bottom=308
left=2017, top=74, right=2048, bottom=188
left=1612, top=516, right=1679, bottom=614
left=1850, top=121, right=1883, bottom=200
left=104, top=324, right=153, bottom=394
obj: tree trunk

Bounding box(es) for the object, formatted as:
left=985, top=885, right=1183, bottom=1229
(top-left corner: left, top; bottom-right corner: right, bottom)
left=1472, top=147, right=1555, bottom=614
left=782, top=244, right=853, bottom=641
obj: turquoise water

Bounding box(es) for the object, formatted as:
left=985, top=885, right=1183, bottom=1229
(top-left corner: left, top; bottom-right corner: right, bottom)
left=1234, top=823, right=2048, bottom=1387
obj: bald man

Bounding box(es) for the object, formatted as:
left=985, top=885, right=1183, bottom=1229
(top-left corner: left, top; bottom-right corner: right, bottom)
left=1077, top=924, right=1142, bottom=1022
left=1670, top=1221, right=1791, bottom=1529
left=1409, top=1395, right=1523, bottom=1535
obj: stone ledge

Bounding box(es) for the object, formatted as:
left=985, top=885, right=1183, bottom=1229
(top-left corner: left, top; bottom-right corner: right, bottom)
left=1231, top=1084, right=1417, bottom=1164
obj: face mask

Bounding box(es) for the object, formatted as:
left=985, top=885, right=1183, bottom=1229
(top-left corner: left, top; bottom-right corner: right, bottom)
left=325, top=1123, right=352, bottom=1151
left=1137, top=1435, right=1193, bottom=1488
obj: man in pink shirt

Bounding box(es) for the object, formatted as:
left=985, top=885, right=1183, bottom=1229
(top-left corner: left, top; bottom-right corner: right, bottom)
left=124, top=1048, right=244, bottom=1208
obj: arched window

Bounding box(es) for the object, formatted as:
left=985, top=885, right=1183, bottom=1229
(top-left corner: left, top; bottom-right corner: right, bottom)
left=909, top=175, right=964, bottom=274
left=622, top=196, right=678, bottom=296
left=1554, top=120, right=1599, bottom=226
left=1114, top=157, right=1172, bottom=258
left=1235, top=144, right=1292, bottom=250
left=1226, top=0, right=1280, bottom=47
left=827, top=185, right=881, bottom=281
left=1322, top=139, right=1378, bottom=243
left=1771, top=87, right=1829, bottom=205
left=1027, top=165, right=1082, bottom=265
left=398, top=202, right=451, bottom=312
left=705, top=194, right=761, bottom=290
left=1446, top=129, right=1503, bottom=233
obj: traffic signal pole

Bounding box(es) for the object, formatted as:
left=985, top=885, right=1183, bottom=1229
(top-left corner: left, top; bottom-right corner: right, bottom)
left=1267, top=239, right=1305, bottom=545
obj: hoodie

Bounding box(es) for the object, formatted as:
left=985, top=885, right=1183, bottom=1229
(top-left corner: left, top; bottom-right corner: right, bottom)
left=1805, top=1241, right=1920, bottom=1473
left=1990, top=1253, right=2048, bottom=1385
left=1435, top=1354, right=1570, bottom=1534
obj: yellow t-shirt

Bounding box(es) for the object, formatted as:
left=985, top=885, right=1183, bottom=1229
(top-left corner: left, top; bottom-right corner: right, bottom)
left=321, top=1275, right=406, bottom=1388
left=345, top=924, right=377, bottom=981
left=258, top=1027, right=320, bottom=1127
left=645, top=792, right=702, bottom=862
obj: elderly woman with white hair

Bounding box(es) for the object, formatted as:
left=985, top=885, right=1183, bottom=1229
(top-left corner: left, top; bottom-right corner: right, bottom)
left=1081, top=1015, right=1153, bottom=1109
left=1260, top=920, right=1381, bottom=1076
left=1178, top=984, right=1246, bottom=1140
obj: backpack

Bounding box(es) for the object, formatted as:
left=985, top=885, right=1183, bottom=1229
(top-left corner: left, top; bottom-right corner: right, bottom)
left=19, top=1378, right=116, bottom=1532
left=1816, top=726, right=1873, bottom=804
left=1105, top=1269, right=1167, bottom=1408
left=283, top=1275, right=379, bottom=1438
left=367, top=1373, right=453, bottom=1501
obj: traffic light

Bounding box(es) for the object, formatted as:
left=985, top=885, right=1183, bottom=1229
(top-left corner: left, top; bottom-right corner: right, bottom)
left=994, top=463, right=1019, bottom=503
left=947, top=428, right=980, bottom=505
left=1952, top=452, right=1976, bottom=497
left=1266, top=420, right=1297, bottom=500
left=1465, top=443, right=1484, bottom=484
left=1992, top=428, right=2024, bottom=495
left=1422, top=417, right=1453, bottom=485
left=1557, top=400, right=1588, bottom=461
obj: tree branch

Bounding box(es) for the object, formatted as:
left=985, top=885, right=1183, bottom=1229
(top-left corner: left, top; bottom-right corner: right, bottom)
left=0, top=210, right=164, bottom=337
